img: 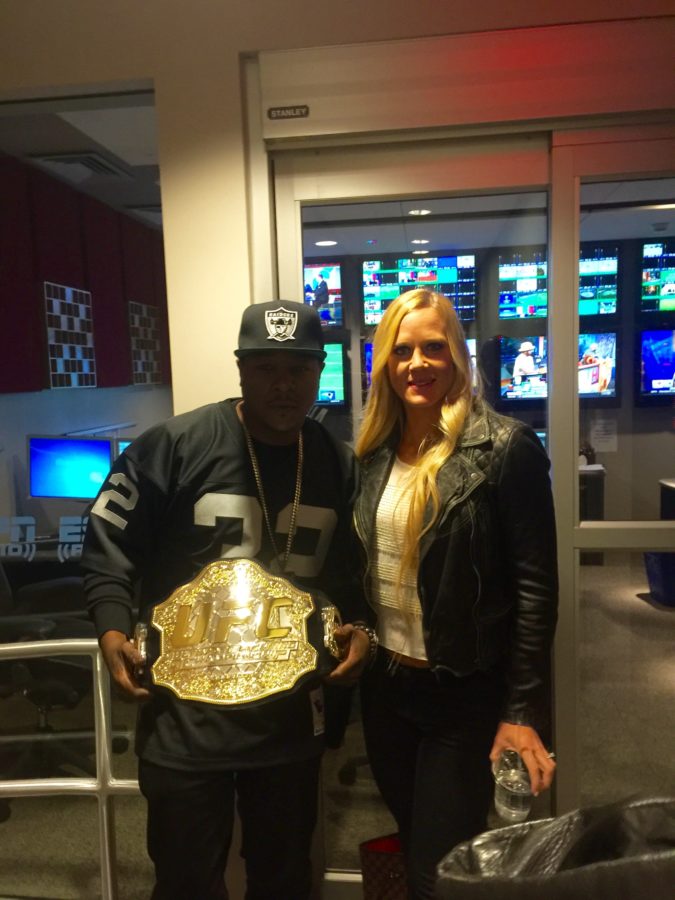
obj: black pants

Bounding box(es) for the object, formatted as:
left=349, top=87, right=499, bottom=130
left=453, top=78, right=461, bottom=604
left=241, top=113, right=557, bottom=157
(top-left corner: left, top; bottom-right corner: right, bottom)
left=138, top=755, right=321, bottom=900
left=360, top=650, right=506, bottom=900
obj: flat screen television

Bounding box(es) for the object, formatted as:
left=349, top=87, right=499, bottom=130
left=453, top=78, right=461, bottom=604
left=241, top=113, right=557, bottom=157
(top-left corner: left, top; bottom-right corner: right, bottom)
left=500, top=333, right=618, bottom=402
left=579, top=247, right=619, bottom=316
left=641, top=242, right=675, bottom=313
left=639, top=329, right=675, bottom=396
left=28, top=435, right=113, bottom=501
left=116, top=438, right=132, bottom=457
left=578, top=332, right=617, bottom=397
left=499, top=336, right=548, bottom=399
left=535, top=429, right=547, bottom=451
left=362, top=254, right=477, bottom=325
left=465, top=337, right=478, bottom=386
left=303, top=262, right=343, bottom=327
left=315, top=342, right=347, bottom=406
left=498, top=251, right=548, bottom=319
left=362, top=340, right=374, bottom=390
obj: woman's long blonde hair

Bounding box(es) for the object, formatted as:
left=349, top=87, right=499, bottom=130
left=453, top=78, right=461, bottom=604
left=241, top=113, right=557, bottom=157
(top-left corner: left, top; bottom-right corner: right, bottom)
left=355, top=289, right=478, bottom=577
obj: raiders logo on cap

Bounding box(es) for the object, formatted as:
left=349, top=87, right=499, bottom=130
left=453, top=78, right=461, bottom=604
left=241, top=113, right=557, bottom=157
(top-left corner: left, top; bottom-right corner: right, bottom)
left=235, top=300, right=326, bottom=360
left=265, top=307, right=297, bottom=343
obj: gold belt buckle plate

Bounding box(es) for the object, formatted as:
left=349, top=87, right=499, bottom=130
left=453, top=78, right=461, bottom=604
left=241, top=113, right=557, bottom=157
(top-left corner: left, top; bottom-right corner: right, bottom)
left=150, top=558, right=319, bottom=705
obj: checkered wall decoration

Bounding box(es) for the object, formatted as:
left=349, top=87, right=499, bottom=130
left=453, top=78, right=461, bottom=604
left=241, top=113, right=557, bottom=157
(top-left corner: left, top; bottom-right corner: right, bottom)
left=128, top=301, right=162, bottom=385
left=44, top=281, right=97, bottom=388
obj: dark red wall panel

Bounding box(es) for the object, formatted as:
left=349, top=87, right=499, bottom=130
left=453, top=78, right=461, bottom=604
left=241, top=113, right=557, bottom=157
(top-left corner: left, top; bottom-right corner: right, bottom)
left=29, top=168, right=86, bottom=288
left=121, top=216, right=156, bottom=305
left=82, top=196, right=131, bottom=387
left=0, top=157, right=167, bottom=395
left=0, top=156, right=45, bottom=392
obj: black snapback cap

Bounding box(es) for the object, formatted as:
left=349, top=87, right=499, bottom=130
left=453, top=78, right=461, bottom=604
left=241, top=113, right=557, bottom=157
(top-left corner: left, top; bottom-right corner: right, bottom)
left=235, top=300, right=327, bottom=361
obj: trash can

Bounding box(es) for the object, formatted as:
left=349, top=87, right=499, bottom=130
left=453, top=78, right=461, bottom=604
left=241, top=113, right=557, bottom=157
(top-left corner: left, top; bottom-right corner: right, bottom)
left=435, top=796, right=675, bottom=900
left=644, top=552, right=675, bottom=607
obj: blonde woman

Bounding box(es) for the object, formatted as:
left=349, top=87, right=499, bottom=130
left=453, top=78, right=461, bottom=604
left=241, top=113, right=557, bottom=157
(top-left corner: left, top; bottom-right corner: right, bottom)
left=354, top=290, right=558, bottom=899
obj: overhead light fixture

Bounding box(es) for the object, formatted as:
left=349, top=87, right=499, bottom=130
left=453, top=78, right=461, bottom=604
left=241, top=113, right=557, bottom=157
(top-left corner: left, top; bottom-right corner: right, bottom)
left=412, top=249, right=429, bottom=255
left=411, top=239, right=429, bottom=245
left=408, top=209, right=431, bottom=216
left=315, top=240, right=337, bottom=247
left=644, top=203, right=675, bottom=210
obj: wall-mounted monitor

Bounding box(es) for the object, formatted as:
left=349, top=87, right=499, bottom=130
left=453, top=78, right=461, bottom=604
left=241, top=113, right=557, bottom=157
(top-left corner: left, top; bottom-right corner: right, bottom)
left=579, top=246, right=619, bottom=316
left=499, top=332, right=619, bottom=402
left=303, top=262, right=343, bottom=327
left=116, top=438, right=132, bottom=457
left=641, top=242, right=675, bottom=313
left=639, top=329, right=675, bottom=397
left=315, top=342, right=347, bottom=406
left=28, top=435, right=113, bottom=501
left=498, top=251, right=547, bottom=319
left=578, top=331, right=617, bottom=397
left=499, top=336, right=548, bottom=400
left=362, top=254, right=477, bottom=325
left=362, top=340, right=374, bottom=391
left=465, top=337, right=478, bottom=386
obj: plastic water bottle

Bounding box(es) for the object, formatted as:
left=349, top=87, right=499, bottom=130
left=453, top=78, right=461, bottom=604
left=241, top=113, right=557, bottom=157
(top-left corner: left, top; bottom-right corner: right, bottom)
left=492, top=750, right=532, bottom=823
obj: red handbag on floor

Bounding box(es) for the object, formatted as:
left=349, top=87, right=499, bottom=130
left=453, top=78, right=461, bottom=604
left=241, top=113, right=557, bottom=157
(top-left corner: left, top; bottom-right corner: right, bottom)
left=359, top=833, right=408, bottom=899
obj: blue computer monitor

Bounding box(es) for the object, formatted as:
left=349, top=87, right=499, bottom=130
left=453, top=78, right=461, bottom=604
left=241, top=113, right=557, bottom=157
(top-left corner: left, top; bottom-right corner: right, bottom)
left=28, top=435, right=113, bottom=500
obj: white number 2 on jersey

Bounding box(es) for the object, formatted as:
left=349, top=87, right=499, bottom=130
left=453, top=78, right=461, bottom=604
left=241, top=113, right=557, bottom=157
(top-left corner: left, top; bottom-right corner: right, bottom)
left=91, top=473, right=139, bottom=530
left=194, top=494, right=337, bottom=578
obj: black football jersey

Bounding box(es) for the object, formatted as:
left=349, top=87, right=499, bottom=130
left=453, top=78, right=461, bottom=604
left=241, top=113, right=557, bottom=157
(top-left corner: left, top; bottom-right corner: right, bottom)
left=81, top=399, right=363, bottom=770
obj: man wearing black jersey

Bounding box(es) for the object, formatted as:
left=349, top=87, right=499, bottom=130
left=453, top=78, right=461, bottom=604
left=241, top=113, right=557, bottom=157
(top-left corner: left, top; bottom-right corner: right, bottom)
left=81, top=300, right=371, bottom=900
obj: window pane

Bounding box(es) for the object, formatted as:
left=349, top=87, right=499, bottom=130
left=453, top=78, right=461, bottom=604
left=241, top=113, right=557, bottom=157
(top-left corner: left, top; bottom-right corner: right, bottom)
left=578, top=178, right=675, bottom=522
left=579, top=555, right=675, bottom=806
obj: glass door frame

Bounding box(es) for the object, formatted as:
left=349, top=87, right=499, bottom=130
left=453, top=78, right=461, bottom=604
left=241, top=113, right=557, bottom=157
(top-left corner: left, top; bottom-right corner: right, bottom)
left=265, top=120, right=675, bottom=895
left=549, top=123, right=675, bottom=811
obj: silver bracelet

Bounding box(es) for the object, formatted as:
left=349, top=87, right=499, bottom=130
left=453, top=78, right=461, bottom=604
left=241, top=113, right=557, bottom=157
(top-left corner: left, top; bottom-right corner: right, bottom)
left=352, top=622, right=379, bottom=665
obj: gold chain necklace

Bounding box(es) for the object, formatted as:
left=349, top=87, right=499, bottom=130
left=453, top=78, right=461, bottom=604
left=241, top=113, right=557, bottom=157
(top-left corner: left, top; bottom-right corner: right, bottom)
left=241, top=417, right=303, bottom=575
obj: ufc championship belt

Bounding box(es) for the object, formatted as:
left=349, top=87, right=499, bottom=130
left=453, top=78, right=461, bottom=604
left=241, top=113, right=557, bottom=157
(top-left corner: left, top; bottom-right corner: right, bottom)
left=137, top=558, right=343, bottom=705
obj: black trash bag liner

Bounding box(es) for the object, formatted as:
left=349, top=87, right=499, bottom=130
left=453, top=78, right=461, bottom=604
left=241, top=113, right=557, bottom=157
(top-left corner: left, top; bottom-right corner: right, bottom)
left=436, top=796, right=675, bottom=900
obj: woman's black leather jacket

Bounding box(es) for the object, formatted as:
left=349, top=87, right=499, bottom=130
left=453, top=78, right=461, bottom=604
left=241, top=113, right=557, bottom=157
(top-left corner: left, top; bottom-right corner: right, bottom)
left=353, top=402, right=559, bottom=730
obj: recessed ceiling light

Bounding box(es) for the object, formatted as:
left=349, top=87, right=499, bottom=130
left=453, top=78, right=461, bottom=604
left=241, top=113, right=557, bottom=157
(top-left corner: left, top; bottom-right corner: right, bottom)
left=315, top=240, right=337, bottom=247
left=412, top=249, right=429, bottom=255
left=408, top=209, right=431, bottom=216
left=411, top=239, right=429, bottom=245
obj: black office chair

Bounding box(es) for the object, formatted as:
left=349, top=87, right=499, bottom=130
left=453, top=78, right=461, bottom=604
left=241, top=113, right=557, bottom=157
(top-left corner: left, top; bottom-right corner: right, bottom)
left=0, top=562, right=100, bottom=786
